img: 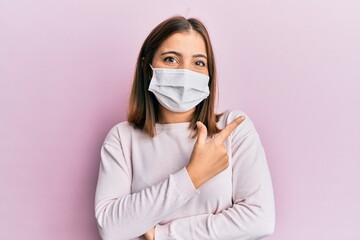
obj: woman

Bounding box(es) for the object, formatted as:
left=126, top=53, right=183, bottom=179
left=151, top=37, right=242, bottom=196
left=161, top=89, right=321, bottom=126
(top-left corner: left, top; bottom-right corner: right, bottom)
left=95, top=16, right=275, bottom=240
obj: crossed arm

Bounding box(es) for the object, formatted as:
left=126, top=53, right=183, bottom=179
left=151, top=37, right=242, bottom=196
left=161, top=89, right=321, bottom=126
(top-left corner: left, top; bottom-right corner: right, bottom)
left=95, top=116, right=275, bottom=240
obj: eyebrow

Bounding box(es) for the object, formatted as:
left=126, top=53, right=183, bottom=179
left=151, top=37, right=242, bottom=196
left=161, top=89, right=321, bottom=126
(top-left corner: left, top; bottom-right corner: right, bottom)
left=160, top=51, right=207, bottom=59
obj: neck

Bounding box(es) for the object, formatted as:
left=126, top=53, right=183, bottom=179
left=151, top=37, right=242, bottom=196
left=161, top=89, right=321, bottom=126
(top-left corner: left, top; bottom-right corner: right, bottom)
left=158, top=105, right=195, bottom=124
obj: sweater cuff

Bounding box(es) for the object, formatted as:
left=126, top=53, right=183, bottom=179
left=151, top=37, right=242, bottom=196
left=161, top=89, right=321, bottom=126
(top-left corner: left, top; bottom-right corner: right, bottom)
left=172, top=167, right=199, bottom=201
left=154, top=223, right=169, bottom=240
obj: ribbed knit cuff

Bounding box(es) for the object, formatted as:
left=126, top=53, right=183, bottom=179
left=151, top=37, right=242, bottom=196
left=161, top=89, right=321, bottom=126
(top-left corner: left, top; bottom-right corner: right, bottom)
left=154, top=223, right=169, bottom=240
left=172, top=167, right=199, bottom=201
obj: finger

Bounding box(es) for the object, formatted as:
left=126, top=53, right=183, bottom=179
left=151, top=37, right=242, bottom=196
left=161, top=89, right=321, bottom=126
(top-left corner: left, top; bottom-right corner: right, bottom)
left=196, top=121, right=208, bottom=146
left=215, top=116, right=245, bottom=144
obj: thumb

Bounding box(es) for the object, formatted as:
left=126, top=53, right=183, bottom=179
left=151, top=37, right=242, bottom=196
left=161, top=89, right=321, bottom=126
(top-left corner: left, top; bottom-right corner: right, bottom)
left=196, top=121, right=208, bottom=146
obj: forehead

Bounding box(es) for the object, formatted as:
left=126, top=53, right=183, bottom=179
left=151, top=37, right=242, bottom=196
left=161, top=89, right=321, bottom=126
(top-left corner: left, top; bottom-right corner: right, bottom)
left=157, top=31, right=207, bottom=55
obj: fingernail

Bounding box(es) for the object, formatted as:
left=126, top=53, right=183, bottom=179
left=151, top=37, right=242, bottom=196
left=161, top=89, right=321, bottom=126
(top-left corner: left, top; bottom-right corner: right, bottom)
left=237, top=116, right=245, bottom=122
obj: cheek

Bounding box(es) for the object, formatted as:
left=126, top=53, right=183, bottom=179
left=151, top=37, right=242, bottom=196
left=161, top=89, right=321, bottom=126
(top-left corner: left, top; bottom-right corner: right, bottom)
left=150, top=58, right=157, bottom=66
left=200, top=68, right=209, bottom=76
left=151, top=56, right=165, bottom=68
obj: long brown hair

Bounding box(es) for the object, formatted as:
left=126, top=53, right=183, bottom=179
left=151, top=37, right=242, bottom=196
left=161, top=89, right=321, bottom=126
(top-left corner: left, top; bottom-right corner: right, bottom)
left=128, top=16, right=222, bottom=137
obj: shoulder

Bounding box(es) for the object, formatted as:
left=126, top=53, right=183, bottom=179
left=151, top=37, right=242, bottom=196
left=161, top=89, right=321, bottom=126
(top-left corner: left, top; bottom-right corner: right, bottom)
left=217, top=109, right=258, bottom=137
left=102, top=121, right=137, bottom=146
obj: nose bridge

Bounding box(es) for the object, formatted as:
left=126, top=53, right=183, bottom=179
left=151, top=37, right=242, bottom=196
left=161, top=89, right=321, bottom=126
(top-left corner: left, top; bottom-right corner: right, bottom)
left=179, top=53, right=192, bottom=70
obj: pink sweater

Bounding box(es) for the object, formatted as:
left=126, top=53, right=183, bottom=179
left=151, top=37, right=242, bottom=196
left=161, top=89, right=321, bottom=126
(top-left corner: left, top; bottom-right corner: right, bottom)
left=95, top=110, right=275, bottom=240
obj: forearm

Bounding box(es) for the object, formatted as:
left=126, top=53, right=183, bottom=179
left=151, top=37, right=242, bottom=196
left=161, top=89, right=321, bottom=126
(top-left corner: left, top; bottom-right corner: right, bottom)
left=95, top=168, right=198, bottom=240
left=155, top=199, right=275, bottom=240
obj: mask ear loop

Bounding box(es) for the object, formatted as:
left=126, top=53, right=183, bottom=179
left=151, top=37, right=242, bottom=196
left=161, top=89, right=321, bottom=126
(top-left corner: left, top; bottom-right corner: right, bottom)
left=148, top=64, right=155, bottom=82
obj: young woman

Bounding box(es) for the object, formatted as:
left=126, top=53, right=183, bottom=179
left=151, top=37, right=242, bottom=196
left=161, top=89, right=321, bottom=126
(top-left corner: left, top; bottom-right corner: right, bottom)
left=95, top=16, right=275, bottom=240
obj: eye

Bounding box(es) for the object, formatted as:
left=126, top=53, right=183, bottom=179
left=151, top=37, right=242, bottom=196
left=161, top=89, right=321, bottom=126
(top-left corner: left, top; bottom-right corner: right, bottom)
left=195, top=61, right=206, bottom=67
left=163, top=56, right=177, bottom=63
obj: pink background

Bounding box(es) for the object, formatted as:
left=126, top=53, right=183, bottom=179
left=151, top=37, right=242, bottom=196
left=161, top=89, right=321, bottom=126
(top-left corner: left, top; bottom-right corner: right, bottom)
left=1, top=0, right=359, bottom=239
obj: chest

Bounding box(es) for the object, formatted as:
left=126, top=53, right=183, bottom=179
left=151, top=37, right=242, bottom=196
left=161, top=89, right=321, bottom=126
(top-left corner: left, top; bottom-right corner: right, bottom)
left=129, top=132, right=233, bottom=217
left=131, top=132, right=194, bottom=192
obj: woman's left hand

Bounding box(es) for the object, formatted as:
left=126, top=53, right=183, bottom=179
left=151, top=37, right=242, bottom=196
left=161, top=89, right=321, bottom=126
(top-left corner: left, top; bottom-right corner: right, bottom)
left=143, top=227, right=155, bottom=240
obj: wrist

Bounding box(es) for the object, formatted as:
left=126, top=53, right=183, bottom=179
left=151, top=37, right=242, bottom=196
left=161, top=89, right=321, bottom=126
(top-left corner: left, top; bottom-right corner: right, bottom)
left=186, top=165, right=203, bottom=189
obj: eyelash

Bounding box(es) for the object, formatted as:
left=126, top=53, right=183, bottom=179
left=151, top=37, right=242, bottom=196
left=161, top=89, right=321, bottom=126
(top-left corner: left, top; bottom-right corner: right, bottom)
left=163, top=57, right=206, bottom=67
left=164, top=57, right=177, bottom=63
left=195, top=61, right=206, bottom=67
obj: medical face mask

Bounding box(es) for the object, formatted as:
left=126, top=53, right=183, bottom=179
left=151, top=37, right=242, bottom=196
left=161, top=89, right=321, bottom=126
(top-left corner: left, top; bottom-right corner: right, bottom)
left=148, top=65, right=210, bottom=112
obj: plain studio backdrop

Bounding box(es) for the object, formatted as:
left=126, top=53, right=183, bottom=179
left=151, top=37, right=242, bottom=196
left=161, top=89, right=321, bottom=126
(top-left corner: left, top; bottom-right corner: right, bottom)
left=1, top=0, right=359, bottom=239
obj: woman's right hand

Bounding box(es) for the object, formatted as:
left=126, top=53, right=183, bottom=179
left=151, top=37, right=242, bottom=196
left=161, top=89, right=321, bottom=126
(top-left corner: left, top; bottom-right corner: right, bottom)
left=186, top=116, right=245, bottom=189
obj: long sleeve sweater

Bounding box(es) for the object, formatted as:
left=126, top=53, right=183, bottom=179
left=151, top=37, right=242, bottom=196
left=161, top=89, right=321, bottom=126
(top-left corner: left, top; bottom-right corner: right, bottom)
left=95, top=110, right=275, bottom=240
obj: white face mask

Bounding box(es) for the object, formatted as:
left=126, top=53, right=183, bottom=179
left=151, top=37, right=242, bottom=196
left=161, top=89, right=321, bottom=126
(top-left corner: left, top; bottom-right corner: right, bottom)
left=148, top=65, right=210, bottom=112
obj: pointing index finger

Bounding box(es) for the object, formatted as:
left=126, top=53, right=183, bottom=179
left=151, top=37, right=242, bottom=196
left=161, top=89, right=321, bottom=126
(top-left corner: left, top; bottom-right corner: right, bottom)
left=215, top=116, right=245, bottom=144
